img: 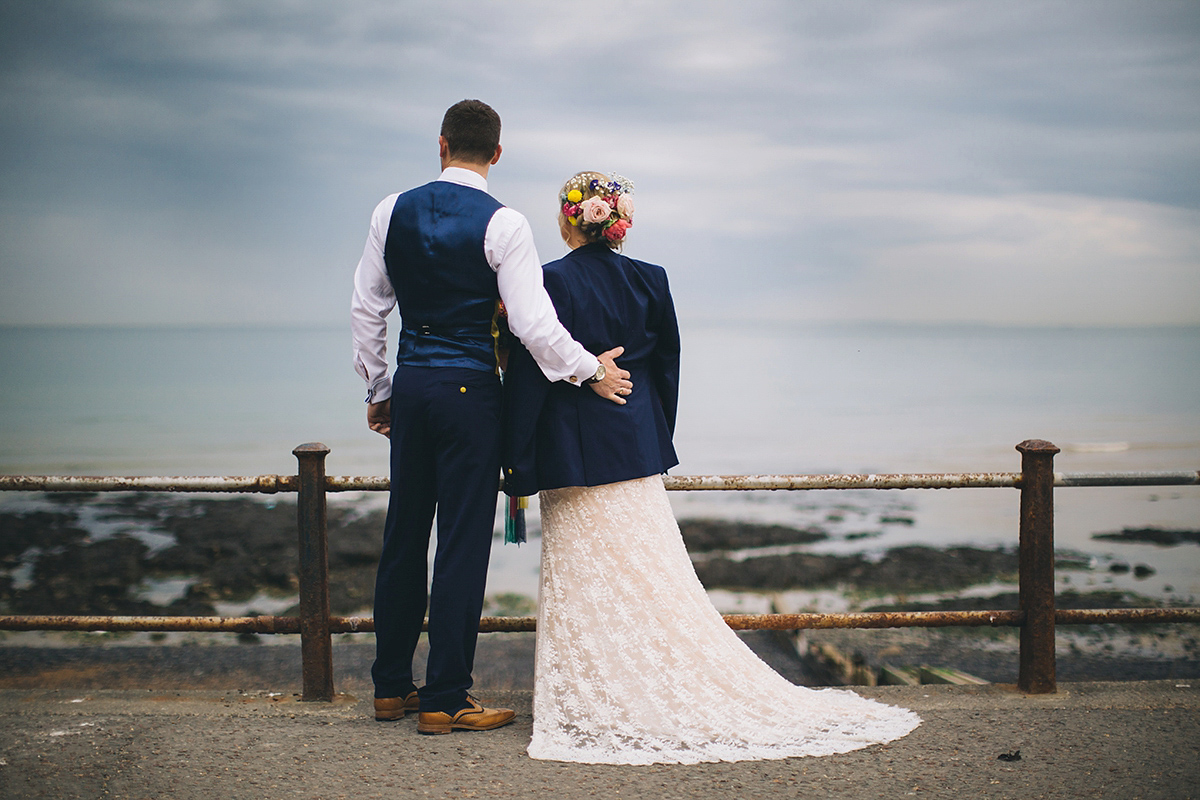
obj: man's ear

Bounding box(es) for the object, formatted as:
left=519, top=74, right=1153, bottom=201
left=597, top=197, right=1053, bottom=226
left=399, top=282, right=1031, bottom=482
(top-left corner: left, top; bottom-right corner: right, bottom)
left=490, top=144, right=502, bottom=165
left=438, top=136, right=449, bottom=161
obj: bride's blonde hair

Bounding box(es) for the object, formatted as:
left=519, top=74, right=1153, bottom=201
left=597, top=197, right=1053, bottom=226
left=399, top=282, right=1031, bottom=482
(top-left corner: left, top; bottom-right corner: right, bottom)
left=557, top=171, right=634, bottom=251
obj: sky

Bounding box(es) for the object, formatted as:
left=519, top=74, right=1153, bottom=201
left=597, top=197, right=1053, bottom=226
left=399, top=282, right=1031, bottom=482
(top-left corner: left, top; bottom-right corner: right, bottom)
left=1, top=0, right=1198, bottom=328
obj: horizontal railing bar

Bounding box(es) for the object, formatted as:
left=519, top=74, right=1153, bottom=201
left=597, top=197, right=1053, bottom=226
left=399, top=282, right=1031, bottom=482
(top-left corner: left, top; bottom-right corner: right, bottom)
left=1054, top=471, right=1200, bottom=487
left=4, top=471, right=1196, bottom=495
left=663, top=473, right=1021, bottom=490
left=0, top=615, right=302, bottom=633
left=721, top=611, right=1025, bottom=629
left=1056, top=608, right=1200, bottom=625
left=328, top=476, right=389, bottom=491
left=4, top=608, right=1196, bottom=635
left=0, top=475, right=299, bottom=493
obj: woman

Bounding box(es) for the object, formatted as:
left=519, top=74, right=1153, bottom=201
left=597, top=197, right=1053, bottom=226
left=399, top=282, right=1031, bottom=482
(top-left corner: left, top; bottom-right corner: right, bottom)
left=502, top=172, right=919, bottom=765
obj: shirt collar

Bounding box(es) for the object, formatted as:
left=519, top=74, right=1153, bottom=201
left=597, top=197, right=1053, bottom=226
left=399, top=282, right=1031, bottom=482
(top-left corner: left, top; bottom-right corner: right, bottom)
left=438, top=166, right=488, bottom=193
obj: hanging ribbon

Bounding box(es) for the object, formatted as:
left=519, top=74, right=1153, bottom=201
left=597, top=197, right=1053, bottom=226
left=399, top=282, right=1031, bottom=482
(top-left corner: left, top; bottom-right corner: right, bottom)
left=504, top=495, right=528, bottom=545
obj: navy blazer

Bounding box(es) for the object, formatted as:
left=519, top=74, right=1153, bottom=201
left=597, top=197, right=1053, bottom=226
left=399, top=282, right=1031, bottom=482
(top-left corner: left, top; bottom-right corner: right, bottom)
left=503, top=242, right=680, bottom=496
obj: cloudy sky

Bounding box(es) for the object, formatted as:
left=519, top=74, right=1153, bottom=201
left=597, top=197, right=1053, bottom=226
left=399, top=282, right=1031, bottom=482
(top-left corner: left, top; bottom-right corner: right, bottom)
left=1, top=0, right=1198, bottom=327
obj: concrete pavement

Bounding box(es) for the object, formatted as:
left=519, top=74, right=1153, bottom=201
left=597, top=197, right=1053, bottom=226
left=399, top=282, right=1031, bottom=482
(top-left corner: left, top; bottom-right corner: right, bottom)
left=1, top=681, right=1197, bottom=799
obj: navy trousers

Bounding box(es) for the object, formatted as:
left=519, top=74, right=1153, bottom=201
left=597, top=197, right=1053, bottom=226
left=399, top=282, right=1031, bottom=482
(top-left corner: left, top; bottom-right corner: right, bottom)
left=371, top=365, right=502, bottom=713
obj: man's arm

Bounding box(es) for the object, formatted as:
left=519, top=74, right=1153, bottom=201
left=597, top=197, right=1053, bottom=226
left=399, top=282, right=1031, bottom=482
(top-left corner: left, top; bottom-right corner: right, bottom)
left=351, top=195, right=399, bottom=434
left=488, top=209, right=631, bottom=403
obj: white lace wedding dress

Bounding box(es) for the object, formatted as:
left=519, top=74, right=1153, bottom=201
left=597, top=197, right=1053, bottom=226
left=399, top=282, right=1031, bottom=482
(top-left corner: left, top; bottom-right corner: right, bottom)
left=528, top=475, right=921, bottom=765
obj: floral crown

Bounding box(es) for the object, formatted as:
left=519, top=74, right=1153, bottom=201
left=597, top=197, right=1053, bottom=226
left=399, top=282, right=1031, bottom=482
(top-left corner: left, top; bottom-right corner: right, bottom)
left=560, top=172, right=635, bottom=243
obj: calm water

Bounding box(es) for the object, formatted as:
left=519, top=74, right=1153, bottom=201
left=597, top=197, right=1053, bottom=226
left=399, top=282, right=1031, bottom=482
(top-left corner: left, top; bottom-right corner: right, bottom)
left=2, top=323, right=1198, bottom=603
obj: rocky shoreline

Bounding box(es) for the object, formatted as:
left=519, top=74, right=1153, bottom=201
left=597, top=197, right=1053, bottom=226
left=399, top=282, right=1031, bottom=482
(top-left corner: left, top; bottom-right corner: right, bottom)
left=1, top=493, right=1196, bottom=684
left=1, top=494, right=1194, bottom=615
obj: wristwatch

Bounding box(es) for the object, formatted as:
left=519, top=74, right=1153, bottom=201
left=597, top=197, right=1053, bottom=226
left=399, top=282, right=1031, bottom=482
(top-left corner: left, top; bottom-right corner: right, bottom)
left=583, top=363, right=606, bottom=385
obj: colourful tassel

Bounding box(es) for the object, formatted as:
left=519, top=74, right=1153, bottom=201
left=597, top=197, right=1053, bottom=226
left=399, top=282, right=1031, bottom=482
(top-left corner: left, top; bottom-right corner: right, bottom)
left=504, top=495, right=528, bottom=545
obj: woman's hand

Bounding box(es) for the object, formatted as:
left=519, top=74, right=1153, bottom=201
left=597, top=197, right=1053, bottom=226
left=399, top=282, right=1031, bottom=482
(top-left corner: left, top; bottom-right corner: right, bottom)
left=589, top=346, right=633, bottom=405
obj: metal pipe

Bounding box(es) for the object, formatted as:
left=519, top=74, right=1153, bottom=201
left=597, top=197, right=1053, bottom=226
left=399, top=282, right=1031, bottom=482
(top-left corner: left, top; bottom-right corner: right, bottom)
left=4, top=470, right=1196, bottom=494
left=0, top=615, right=301, bottom=633
left=1054, top=471, right=1200, bottom=487
left=0, top=475, right=298, bottom=493
left=294, top=443, right=334, bottom=702
left=720, top=610, right=1025, bottom=630
left=4, top=607, right=1196, bottom=635
left=1056, top=608, right=1200, bottom=625
left=664, top=473, right=1024, bottom=490
left=1017, top=439, right=1060, bottom=694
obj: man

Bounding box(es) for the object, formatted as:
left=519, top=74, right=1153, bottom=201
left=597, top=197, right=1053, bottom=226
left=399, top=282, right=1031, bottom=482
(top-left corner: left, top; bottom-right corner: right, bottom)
left=350, top=99, right=631, bottom=735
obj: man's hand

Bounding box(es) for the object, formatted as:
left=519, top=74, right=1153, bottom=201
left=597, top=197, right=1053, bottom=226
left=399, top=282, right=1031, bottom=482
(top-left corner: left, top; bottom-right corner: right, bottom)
left=367, top=400, right=391, bottom=438
left=589, top=346, right=633, bottom=405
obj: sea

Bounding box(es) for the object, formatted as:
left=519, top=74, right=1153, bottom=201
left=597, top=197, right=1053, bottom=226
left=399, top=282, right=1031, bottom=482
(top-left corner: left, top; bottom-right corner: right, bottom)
left=1, top=323, right=1197, bottom=609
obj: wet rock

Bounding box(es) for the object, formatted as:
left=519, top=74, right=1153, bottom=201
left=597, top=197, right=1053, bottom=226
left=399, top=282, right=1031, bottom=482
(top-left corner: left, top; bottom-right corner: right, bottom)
left=150, top=499, right=299, bottom=596
left=15, top=535, right=156, bottom=615
left=324, top=566, right=378, bottom=616
left=694, top=551, right=858, bottom=590
left=326, top=507, right=385, bottom=565
left=678, top=519, right=826, bottom=552
left=2, top=495, right=387, bottom=617
left=1093, top=527, right=1200, bottom=546
left=694, top=545, right=1019, bottom=594
left=0, top=511, right=89, bottom=567
left=852, top=546, right=1019, bottom=595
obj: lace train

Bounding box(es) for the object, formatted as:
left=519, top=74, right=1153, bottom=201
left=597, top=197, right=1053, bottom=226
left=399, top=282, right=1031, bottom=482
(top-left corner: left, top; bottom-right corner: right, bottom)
left=529, top=475, right=920, bottom=765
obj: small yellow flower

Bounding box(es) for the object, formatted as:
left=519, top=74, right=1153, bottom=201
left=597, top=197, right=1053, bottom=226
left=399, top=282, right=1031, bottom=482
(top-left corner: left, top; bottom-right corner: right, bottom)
left=569, top=216, right=580, bottom=226
left=566, top=189, right=583, bottom=203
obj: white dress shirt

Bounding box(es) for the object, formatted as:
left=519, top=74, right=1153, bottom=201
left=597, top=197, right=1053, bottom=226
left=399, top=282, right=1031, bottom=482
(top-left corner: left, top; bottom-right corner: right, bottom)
left=351, top=167, right=600, bottom=403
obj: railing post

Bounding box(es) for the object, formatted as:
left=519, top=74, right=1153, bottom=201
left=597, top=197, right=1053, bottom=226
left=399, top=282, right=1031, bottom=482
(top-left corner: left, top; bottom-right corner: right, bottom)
left=294, top=442, right=334, bottom=701
left=1016, top=439, right=1060, bottom=694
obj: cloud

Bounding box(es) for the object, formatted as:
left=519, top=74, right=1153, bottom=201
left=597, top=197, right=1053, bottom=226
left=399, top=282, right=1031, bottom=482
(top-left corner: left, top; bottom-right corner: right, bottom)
left=0, top=0, right=1197, bottom=326
left=773, top=191, right=1200, bottom=325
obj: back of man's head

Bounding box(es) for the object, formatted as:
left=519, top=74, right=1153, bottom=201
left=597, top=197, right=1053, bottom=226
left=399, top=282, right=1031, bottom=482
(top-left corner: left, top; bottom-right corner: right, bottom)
left=441, top=100, right=501, bottom=164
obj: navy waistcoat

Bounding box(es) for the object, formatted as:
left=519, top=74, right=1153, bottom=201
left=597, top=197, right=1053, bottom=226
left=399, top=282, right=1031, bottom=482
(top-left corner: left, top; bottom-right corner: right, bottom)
left=383, top=181, right=505, bottom=372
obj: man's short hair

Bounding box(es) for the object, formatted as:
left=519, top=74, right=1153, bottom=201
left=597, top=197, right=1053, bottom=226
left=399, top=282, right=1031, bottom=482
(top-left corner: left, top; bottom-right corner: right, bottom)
left=440, top=100, right=501, bottom=164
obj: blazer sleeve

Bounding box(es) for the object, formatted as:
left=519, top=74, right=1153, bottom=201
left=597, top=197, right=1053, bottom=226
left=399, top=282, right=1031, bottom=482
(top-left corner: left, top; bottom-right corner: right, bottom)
left=650, top=269, right=681, bottom=436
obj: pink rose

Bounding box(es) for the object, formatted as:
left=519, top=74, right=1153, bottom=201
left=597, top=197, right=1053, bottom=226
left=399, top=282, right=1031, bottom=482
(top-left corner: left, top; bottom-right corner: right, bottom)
left=603, top=219, right=630, bottom=241
left=616, top=194, right=635, bottom=220
left=581, top=197, right=612, bottom=224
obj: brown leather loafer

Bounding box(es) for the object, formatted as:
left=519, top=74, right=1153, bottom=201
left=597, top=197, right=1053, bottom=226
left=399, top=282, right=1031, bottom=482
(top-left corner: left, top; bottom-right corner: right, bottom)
left=374, top=691, right=419, bottom=721
left=416, top=696, right=515, bottom=735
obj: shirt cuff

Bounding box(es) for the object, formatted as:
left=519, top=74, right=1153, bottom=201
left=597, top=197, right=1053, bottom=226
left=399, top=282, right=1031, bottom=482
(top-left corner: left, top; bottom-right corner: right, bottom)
left=365, top=378, right=392, bottom=404
left=564, top=356, right=601, bottom=387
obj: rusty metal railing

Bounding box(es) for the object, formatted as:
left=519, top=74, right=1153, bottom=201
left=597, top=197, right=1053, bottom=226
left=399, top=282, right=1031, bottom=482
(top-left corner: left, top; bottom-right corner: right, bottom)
left=2, top=440, right=1198, bottom=700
